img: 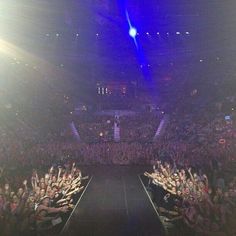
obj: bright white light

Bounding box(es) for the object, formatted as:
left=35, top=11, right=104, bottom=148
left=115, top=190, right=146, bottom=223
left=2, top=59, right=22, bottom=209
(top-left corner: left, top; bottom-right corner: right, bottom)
left=96, top=33, right=99, bottom=36
left=199, top=59, right=203, bottom=63
left=76, top=33, right=79, bottom=37
left=186, top=32, right=190, bottom=35
left=129, top=27, right=137, bottom=38
left=176, top=32, right=181, bottom=35
left=157, top=32, right=160, bottom=35
left=56, top=33, right=59, bottom=37
left=146, top=32, right=149, bottom=35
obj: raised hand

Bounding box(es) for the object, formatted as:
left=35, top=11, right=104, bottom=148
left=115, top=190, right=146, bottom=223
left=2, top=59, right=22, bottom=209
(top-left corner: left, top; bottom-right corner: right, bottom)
left=5, top=183, right=9, bottom=190
left=61, top=206, right=69, bottom=213
left=49, top=166, right=54, bottom=173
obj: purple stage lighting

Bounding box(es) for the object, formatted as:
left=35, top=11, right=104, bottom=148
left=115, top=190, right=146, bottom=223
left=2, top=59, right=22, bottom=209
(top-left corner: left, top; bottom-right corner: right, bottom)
left=129, top=27, right=137, bottom=38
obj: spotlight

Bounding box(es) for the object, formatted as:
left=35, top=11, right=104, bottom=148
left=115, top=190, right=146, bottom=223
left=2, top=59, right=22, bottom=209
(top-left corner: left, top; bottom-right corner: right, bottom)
left=146, top=32, right=149, bottom=35
left=56, top=33, right=60, bottom=37
left=96, top=33, right=99, bottom=37
left=176, top=32, right=181, bottom=35
left=199, top=59, right=203, bottom=63
left=186, top=32, right=190, bottom=35
left=157, top=32, right=160, bottom=35
left=76, top=33, right=79, bottom=37
left=129, top=27, right=137, bottom=38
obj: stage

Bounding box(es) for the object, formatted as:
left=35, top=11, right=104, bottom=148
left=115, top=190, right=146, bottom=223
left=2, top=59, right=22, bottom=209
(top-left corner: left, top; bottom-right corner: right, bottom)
left=61, top=166, right=164, bottom=236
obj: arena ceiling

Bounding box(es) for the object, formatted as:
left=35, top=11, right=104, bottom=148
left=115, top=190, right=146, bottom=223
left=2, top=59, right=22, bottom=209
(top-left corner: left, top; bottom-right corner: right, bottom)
left=1, top=0, right=236, bottom=81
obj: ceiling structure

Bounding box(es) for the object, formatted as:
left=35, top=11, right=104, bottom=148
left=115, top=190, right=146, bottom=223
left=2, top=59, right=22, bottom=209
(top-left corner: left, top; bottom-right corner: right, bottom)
left=1, top=0, right=236, bottom=82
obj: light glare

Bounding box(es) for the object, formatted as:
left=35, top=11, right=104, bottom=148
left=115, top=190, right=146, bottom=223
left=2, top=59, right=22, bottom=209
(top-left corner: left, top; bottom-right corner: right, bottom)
left=129, top=27, right=137, bottom=38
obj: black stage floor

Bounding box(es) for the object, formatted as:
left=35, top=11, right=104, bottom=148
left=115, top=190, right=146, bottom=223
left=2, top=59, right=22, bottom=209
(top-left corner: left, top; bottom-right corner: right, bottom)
left=61, top=166, right=164, bottom=236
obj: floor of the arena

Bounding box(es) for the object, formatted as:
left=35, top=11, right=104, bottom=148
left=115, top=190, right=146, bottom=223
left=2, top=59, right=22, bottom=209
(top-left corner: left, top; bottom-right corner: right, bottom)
left=61, top=166, right=164, bottom=236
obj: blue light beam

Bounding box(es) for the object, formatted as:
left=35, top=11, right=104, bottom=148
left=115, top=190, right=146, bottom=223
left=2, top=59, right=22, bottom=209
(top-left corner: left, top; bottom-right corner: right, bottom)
left=126, top=11, right=138, bottom=48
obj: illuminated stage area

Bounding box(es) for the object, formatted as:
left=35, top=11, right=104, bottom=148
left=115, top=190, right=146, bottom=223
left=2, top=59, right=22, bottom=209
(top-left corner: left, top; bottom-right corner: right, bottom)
left=0, top=1, right=236, bottom=236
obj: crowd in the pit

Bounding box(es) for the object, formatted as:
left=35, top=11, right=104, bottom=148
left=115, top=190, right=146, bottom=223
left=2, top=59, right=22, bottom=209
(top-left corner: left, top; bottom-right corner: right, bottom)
left=0, top=104, right=235, bottom=168
left=119, top=113, right=162, bottom=142
left=0, top=162, right=88, bottom=236
left=73, top=114, right=114, bottom=143
left=72, top=112, right=162, bottom=143
left=144, top=159, right=236, bottom=236
left=18, top=98, right=234, bottom=168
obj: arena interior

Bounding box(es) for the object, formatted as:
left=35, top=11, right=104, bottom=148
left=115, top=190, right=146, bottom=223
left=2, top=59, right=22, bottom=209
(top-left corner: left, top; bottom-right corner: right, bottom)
left=0, top=1, right=236, bottom=236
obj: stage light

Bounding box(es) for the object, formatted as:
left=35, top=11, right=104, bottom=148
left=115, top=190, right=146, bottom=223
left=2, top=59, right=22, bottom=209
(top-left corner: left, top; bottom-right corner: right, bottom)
left=96, top=33, right=99, bottom=37
left=146, top=32, right=149, bottom=35
left=76, top=33, right=79, bottom=37
left=129, top=27, right=137, bottom=38
left=199, top=59, right=203, bottom=63
left=176, top=32, right=181, bottom=35
left=56, top=33, right=59, bottom=37
left=157, top=32, right=160, bottom=35
left=186, top=32, right=190, bottom=35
